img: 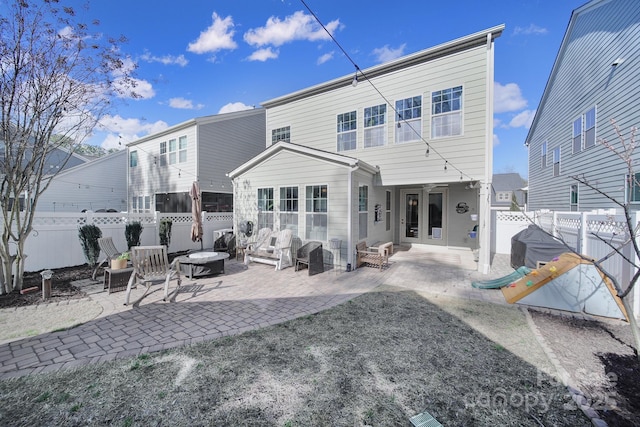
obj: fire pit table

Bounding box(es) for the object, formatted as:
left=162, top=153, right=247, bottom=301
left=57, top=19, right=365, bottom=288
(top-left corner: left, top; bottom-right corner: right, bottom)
left=176, top=251, right=230, bottom=279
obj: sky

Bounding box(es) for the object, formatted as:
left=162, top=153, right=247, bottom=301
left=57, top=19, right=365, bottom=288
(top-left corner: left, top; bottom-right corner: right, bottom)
left=71, top=0, right=587, bottom=178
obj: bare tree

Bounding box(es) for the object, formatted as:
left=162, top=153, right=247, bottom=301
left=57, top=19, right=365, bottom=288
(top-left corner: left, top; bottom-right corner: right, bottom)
left=0, top=0, right=138, bottom=293
left=569, top=120, right=640, bottom=360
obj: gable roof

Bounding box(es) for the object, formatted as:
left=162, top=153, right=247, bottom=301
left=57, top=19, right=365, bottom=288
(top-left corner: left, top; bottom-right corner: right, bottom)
left=525, top=0, right=610, bottom=146
left=492, top=173, right=527, bottom=191
left=262, top=25, right=504, bottom=108
left=227, top=141, right=379, bottom=179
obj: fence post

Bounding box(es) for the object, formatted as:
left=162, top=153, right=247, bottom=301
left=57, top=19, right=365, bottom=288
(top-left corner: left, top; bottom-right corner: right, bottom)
left=155, top=211, right=161, bottom=245
left=581, top=212, right=588, bottom=255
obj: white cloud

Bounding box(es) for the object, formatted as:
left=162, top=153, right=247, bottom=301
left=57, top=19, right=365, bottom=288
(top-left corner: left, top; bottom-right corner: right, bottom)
left=141, top=52, right=188, bottom=67
left=169, top=97, right=204, bottom=110
left=218, top=102, right=255, bottom=114
left=96, top=115, right=168, bottom=149
left=509, top=109, right=536, bottom=129
left=372, top=44, right=406, bottom=63
left=493, top=133, right=500, bottom=147
left=243, top=11, right=340, bottom=47
left=317, top=51, right=334, bottom=65
left=187, top=12, right=238, bottom=54
left=494, top=82, right=527, bottom=113
left=113, top=77, right=155, bottom=99
left=247, top=47, right=279, bottom=62
left=513, top=24, right=548, bottom=36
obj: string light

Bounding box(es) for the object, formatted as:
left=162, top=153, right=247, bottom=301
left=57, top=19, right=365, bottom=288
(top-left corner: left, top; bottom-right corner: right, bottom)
left=444, top=161, right=448, bottom=171
left=425, top=144, right=430, bottom=157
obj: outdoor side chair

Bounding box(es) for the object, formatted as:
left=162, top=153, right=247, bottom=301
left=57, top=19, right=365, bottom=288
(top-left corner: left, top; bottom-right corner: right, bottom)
left=92, top=237, right=125, bottom=280
left=124, top=245, right=181, bottom=305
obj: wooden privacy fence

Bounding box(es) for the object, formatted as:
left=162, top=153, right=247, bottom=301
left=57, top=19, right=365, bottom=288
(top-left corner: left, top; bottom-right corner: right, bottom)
left=5, top=211, right=232, bottom=272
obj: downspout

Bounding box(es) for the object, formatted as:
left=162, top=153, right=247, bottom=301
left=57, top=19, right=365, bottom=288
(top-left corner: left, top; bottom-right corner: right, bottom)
left=347, top=164, right=360, bottom=269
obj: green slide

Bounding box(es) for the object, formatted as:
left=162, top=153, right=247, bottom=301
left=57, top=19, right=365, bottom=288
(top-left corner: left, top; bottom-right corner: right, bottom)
left=471, top=266, right=532, bottom=289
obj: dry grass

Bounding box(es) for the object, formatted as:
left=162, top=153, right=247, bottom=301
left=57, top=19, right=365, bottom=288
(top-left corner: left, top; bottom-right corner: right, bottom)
left=0, top=287, right=590, bottom=426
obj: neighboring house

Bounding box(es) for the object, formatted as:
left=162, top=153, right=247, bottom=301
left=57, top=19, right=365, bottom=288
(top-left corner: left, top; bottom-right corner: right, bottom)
left=37, top=150, right=127, bottom=212
left=127, top=108, right=266, bottom=213
left=492, top=173, right=527, bottom=210
left=229, top=25, right=504, bottom=274
left=526, top=0, right=640, bottom=212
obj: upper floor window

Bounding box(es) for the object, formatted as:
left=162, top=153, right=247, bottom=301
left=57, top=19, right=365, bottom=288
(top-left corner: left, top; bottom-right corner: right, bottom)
left=167, top=138, right=186, bottom=165
left=395, top=96, right=422, bottom=143
left=159, top=142, right=167, bottom=166
left=541, top=141, right=547, bottom=168
left=584, top=107, right=596, bottom=148
left=431, top=86, right=462, bottom=138
left=364, top=104, right=386, bottom=148
left=129, top=150, right=138, bottom=167
left=572, top=117, right=582, bottom=153
left=570, top=184, right=578, bottom=211
left=272, top=126, right=290, bottom=144
left=553, top=147, right=561, bottom=177
left=496, top=191, right=512, bottom=202
left=257, top=188, right=274, bottom=229
left=337, top=111, right=357, bottom=152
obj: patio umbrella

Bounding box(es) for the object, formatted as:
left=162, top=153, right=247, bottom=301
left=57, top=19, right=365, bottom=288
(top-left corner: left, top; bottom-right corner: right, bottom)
left=189, top=181, right=203, bottom=250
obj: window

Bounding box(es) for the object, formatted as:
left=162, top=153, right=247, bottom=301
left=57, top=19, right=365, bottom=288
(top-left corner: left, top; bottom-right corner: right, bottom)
left=272, top=126, right=290, bottom=144
left=431, top=86, right=463, bottom=138
left=131, top=195, right=150, bottom=213
left=202, top=192, right=233, bottom=212
left=337, top=111, right=357, bottom=151
left=585, top=107, right=596, bottom=148
left=159, top=142, right=167, bottom=166
left=395, top=96, right=422, bottom=143
left=305, top=185, right=327, bottom=240
left=364, top=104, right=386, bottom=147
left=570, top=185, right=578, bottom=211
left=257, top=188, right=274, bottom=230
left=129, top=150, right=138, bottom=167
left=168, top=139, right=177, bottom=164
left=627, top=173, right=640, bottom=203
left=178, top=136, right=187, bottom=163
left=553, top=147, right=561, bottom=177
left=279, top=186, right=298, bottom=235
left=496, top=191, right=512, bottom=202
left=572, top=117, right=582, bottom=153
left=541, top=141, right=547, bottom=168
left=385, top=191, right=391, bottom=232
left=359, top=185, right=368, bottom=240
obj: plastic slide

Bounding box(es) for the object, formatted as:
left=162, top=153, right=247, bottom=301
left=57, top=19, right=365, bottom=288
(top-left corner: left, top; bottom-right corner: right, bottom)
left=471, top=266, right=532, bottom=289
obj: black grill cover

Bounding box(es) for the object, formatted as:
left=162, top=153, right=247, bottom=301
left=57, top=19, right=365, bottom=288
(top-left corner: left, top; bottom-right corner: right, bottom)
left=511, top=225, right=567, bottom=268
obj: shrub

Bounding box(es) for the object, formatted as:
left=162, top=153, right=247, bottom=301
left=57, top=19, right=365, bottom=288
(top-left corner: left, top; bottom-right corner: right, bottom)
left=125, top=221, right=143, bottom=249
left=159, top=218, right=172, bottom=248
left=78, top=224, right=102, bottom=266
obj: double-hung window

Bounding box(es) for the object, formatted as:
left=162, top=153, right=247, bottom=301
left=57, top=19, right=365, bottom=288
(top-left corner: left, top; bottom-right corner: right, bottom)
left=572, top=117, right=582, bottom=153
left=570, top=185, right=578, bottom=211
left=337, top=111, right=357, bottom=151
left=364, top=104, right=386, bottom=147
left=178, top=136, right=187, bottom=163
left=431, top=86, right=462, bottom=138
left=395, top=96, right=422, bottom=143
left=553, top=147, right=561, bottom=177
left=129, top=151, right=138, bottom=168
left=305, top=185, right=327, bottom=240
left=584, top=107, right=596, bottom=148
left=279, top=186, right=298, bottom=235
left=541, top=141, right=547, bottom=168
left=272, top=126, right=290, bottom=144
left=627, top=173, right=640, bottom=203
left=159, top=142, right=167, bottom=166
left=168, top=139, right=177, bottom=165
left=257, top=188, right=274, bottom=230
left=359, top=185, right=368, bottom=240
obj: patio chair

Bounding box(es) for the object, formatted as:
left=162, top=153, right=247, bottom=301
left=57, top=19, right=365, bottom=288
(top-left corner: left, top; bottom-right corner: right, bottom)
left=245, top=228, right=293, bottom=270
left=124, top=245, right=182, bottom=305
left=295, top=241, right=324, bottom=275
left=356, top=241, right=389, bottom=271
left=92, top=237, right=125, bottom=280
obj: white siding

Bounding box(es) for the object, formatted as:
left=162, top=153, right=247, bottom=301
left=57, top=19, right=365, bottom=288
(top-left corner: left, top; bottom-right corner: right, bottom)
left=527, top=0, right=640, bottom=211
left=266, top=46, right=489, bottom=186
left=37, top=150, right=127, bottom=212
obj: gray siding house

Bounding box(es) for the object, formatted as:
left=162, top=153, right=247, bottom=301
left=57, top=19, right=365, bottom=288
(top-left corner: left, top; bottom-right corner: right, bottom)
left=526, top=0, right=640, bottom=212
left=229, top=26, right=504, bottom=273
left=492, top=173, right=527, bottom=210
left=127, top=109, right=266, bottom=214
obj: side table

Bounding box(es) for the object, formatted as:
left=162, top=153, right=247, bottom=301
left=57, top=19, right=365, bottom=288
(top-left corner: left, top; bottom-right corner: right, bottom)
left=236, top=245, right=247, bottom=262
left=104, top=267, right=134, bottom=294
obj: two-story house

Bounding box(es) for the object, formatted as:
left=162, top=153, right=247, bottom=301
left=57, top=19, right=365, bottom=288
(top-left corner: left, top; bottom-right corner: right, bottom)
left=229, top=26, right=504, bottom=273
left=127, top=108, right=265, bottom=214
left=526, top=0, right=640, bottom=212
left=492, top=173, right=527, bottom=211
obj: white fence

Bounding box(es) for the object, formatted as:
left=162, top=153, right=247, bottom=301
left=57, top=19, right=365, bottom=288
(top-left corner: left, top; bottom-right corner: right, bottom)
left=18, top=211, right=232, bottom=271
left=493, top=209, right=639, bottom=316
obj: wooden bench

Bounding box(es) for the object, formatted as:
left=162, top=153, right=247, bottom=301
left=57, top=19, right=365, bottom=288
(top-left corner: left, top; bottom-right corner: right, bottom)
left=356, top=241, right=391, bottom=271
